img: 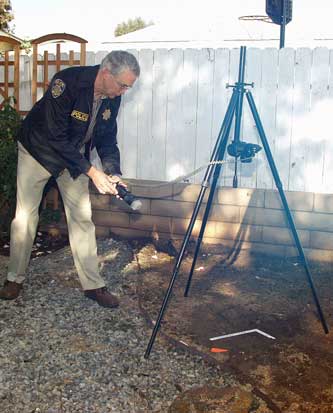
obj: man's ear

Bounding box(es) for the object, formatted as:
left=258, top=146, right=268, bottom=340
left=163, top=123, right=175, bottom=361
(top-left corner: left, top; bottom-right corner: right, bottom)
left=101, top=67, right=110, bottom=77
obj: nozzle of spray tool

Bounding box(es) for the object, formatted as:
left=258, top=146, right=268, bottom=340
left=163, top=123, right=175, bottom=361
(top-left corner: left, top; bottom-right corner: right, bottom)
left=116, top=183, right=142, bottom=211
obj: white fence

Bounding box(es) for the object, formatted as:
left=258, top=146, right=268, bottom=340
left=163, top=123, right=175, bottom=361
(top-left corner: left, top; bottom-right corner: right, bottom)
left=6, top=47, right=333, bottom=194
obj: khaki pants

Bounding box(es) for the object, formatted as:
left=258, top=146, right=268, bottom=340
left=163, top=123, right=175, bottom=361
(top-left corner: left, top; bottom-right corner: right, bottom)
left=7, top=143, right=105, bottom=290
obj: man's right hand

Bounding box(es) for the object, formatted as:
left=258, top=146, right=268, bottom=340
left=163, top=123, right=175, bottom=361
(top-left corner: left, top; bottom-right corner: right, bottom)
left=87, top=166, right=119, bottom=195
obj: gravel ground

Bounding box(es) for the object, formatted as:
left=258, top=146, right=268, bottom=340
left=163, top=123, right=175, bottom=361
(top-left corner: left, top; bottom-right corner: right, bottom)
left=0, top=238, right=238, bottom=413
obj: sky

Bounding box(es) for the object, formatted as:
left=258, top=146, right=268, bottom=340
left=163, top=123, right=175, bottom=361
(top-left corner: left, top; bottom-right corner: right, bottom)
left=10, top=0, right=333, bottom=46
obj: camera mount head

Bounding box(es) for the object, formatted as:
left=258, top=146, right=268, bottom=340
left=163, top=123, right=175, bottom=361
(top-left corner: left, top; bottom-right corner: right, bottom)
left=227, top=140, right=262, bottom=163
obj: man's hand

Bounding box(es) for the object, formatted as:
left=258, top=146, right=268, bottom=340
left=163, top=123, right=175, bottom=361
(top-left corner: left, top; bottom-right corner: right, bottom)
left=87, top=166, right=126, bottom=195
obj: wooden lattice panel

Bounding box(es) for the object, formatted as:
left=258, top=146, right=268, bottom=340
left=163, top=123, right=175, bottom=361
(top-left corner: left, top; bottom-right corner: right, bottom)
left=0, top=36, right=20, bottom=110
left=31, top=33, right=87, bottom=104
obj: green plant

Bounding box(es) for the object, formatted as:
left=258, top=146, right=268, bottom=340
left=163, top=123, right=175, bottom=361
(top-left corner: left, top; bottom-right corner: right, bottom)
left=114, top=17, right=153, bottom=37
left=20, top=39, right=32, bottom=55
left=0, top=97, right=21, bottom=235
left=0, top=0, right=14, bottom=31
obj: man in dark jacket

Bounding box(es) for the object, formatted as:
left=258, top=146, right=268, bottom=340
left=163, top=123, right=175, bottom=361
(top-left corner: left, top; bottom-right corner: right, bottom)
left=0, top=51, right=140, bottom=307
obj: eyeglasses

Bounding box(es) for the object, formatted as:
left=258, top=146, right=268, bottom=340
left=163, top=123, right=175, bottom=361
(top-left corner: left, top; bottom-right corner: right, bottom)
left=111, top=73, right=132, bottom=90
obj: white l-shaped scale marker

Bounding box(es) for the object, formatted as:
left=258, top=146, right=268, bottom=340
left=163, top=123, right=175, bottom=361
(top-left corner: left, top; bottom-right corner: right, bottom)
left=210, top=329, right=276, bottom=341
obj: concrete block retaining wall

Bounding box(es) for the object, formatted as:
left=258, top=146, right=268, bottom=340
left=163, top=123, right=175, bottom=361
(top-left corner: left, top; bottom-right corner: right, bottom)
left=88, top=179, right=333, bottom=263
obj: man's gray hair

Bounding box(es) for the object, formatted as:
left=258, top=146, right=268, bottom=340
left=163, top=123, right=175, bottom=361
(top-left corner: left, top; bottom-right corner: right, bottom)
left=101, top=51, right=140, bottom=77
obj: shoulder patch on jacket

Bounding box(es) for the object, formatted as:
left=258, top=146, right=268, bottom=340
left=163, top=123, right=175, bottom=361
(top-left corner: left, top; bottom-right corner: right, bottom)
left=71, top=110, right=89, bottom=122
left=51, top=79, right=66, bottom=98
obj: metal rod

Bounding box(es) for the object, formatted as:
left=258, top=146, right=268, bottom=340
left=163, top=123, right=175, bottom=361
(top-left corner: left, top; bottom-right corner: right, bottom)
left=232, top=46, right=247, bottom=188
left=279, top=0, right=287, bottom=48
left=234, top=46, right=246, bottom=144
left=246, top=90, right=329, bottom=334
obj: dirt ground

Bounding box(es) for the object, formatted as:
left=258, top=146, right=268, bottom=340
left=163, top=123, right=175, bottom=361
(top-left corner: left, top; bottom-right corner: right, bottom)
left=136, top=241, right=333, bottom=413
left=1, top=233, right=333, bottom=412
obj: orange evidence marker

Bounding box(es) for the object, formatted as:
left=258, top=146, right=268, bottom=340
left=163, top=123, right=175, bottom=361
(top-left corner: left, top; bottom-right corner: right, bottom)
left=210, top=347, right=229, bottom=353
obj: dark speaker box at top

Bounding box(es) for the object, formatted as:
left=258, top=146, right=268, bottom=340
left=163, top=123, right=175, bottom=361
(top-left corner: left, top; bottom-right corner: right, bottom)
left=266, top=0, right=293, bottom=25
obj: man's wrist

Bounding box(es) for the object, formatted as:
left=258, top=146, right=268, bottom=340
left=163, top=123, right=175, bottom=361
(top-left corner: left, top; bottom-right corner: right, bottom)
left=87, top=166, right=98, bottom=178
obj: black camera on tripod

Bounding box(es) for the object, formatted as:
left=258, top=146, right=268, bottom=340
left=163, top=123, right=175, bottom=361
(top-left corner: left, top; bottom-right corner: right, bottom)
left=227, top=140, right=262, bottom=163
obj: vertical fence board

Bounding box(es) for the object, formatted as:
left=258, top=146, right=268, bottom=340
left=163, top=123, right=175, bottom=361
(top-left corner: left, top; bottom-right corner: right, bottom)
left=307, top=48, right=330, bottom=193
left=289, top=48, right=312, bottom=192
left=275, top=48, right=295, bottom=190
left=117, top=104, right=125, bottom=164
left=194, top=48, right=215, bottom=183
left=150, top=49, right=169, bottom=180
left=47, top=53, right=56, bottom=83
left=136, top=49, right=153, bottom=179
left=19, top=55, right=32, bottom=112
left=240, top=47, right=262, bottom=189
left=181, top=48, right=199, bottom=183
left=119, top=49, right=139, bottom=178
left=323, top=50, right=333, bottom=193
left=257, top=48, right=279, bottom=190
left=222, top=48, right=241, bottom=187
left=328, top=49, right=333, bottom=100
left=165, top=49, right=185, bottom=181
left=60, top=52, right=68, bottom=71
left=85, top=51, right=95, bottom=66
left=212, top=48, right=230, bottom=188
left=8, top=52, right=14, bottom=99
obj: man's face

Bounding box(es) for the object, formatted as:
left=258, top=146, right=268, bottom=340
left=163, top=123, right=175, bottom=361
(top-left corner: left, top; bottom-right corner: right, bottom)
left=101, top=68, right=137, bottom=98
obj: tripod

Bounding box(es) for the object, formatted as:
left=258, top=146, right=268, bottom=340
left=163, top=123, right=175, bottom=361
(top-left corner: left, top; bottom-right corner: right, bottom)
left=144, top=46, right=329, bottom=359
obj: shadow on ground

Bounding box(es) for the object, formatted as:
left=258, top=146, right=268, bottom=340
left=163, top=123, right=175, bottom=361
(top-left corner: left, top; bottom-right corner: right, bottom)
left=136, top=241, right=333, bottom=413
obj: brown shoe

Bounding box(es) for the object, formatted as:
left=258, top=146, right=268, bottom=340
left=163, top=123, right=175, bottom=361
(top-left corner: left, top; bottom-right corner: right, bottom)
left=0, top=280, right=23, bottom=300
left=84, top=287, right=119, bottom=308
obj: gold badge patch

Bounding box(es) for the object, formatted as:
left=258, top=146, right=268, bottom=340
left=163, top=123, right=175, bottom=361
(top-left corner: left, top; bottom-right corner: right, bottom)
left=51, top=79, right=66, bottom=98
left=71, top=110, right=89, bottom=122
left=102, top=108, right=111, bottom=120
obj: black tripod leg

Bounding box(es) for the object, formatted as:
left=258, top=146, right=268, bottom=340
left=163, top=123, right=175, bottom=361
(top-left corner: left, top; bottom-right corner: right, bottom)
left=184, top=130, right=231, bottom=297
left=144, top=91, right=239, bottom=359
left=246, top=90, right=329, bottom=334
left=184, top=162, right=224, bottom=297
left=144, top=186, right=208, bottom=358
